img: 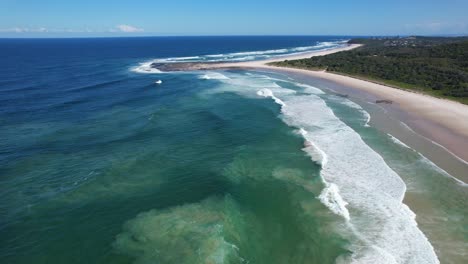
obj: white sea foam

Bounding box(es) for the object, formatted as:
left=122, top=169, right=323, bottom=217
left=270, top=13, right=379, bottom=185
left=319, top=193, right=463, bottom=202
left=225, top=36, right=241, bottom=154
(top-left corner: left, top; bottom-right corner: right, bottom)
left=206, top=54, right=226, bottom=58
left=294, top=83, right=326, bottom=95
left=257, top=88, right=286, bottom=107
left=363, top=111, right=371, bottom=127
left=338, top=100, right=372, bottom=127
left=212, top=72, right=440, bottom=264
left=418, top=153, right=468, bottom=187
left=131, top=61, right=163, bottom=74
left=296, top=128, right=328, bottom=166
left=256, top=75, right=327, bottom=96
left=399, top=121, right=416, bottom=133
left=199, top=72, right=230, bottom=80
left=166, top=56, right=201, bottom=61
left=234, top=78, right=283, bottom=90
left=291, top=46, right=319, bottom=51
left=228, top=48, right=289, bottom=56
left=388, top=134, right=412, bottom=149
left=259, top=88, right=350, bottom=221
left=229, top=55, right=257, bottom=61
left=260, top=90, right=350, bottom=222
left=399, top=121, right=468, bottom=166
left=201, top=73, right=295, bottom=99
left=319, top=183, right=350, bottom=221
left=388, top=134, right=467, bottom=186
left=290, top=42, right=337, bottom=52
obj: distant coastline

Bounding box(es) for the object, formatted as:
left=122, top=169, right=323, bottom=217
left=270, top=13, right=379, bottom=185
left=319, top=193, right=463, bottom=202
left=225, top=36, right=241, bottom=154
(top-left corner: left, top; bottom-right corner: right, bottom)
left=151, top=43, right=468, bottom=181
left=228, top=45, right=468, bottom=164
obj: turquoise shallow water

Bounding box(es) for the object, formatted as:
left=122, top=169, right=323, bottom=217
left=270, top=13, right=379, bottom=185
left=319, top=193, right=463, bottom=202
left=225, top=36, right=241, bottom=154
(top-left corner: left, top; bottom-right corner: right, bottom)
left=1, top=37, right=466, bottom=264
left=1, top=71, right=350, bottom=263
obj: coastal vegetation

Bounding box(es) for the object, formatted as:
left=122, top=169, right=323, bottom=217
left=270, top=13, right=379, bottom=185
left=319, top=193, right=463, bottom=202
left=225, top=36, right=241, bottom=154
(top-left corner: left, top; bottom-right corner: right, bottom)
left=272, top=37, right=468, bottom=104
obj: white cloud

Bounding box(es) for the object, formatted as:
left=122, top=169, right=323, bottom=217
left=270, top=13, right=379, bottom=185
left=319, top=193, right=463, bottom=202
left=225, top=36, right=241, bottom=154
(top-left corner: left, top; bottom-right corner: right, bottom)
left=13, top=27, right=26, bottom=33
left=116, top=24, right=144, bottom=33
left=11, top=27, right=27, bottom=33
left=404, top=22, right=468, bottom=34
left=0, top=25, right=145, bottom=34
left=0, top=27, right=48, bottom=33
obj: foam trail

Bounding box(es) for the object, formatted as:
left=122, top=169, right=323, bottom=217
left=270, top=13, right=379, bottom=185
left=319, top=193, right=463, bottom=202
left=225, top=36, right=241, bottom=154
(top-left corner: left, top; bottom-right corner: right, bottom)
left=397, top=119, right=468, bottom=166
left=228, top=48, right=289, bottom=56
left=319, top=183, right=351, bottom=221
left=388, top=134, right=412, bottom=149
left=388, top=133, right=467, bottom=186
left=364, top=111, right=371, bottom=127
left=131, top=61, right=162, bottom=74
left=257, top=88, right=286, bottom=107
left=256, top=75, right=326, bottom=96
left=165, top=56, right=201, bottom=61
left=339, top=100, right=372, bottom=127
left=299, top=132, right=350, bottom=222
left=199, top=72, right=230, bottom=80
left=296, top=128, right=328, bottom=166
left=418, top=155, right=468, bottom=186
left=294, top=83, right=326, bottom=95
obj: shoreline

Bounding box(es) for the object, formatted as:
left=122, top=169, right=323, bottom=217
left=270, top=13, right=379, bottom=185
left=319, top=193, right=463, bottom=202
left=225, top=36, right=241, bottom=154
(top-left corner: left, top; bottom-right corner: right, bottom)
left=258, top=66, right=468, bottom=163
left=210, top=46, right=468, bottom=263
left=206, top=44, right=468, bottom=180
left=150, top=43, right=468, bottom=181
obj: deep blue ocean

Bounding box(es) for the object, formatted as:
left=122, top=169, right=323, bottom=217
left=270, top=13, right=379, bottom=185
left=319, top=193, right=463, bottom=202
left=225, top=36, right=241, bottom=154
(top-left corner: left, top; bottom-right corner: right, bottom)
left=0, top=36, right=466, bottom=264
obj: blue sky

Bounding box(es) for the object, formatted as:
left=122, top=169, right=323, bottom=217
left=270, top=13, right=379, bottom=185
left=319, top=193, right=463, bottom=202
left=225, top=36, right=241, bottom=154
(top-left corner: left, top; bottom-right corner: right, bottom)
left=1, top=0, right=467, bottom=37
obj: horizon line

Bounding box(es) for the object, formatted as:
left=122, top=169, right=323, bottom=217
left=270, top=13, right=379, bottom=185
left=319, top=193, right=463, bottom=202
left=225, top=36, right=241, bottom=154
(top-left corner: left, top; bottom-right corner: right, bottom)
left=1, top=33, right=467, bottom=40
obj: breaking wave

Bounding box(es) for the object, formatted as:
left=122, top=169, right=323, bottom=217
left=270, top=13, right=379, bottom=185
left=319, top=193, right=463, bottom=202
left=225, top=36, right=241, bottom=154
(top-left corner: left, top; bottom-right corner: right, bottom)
left=199, top=72, right=230, bottom=80
left=211, top=72, right=439, bottom=264
left=131, top=61, right=163, bottom=74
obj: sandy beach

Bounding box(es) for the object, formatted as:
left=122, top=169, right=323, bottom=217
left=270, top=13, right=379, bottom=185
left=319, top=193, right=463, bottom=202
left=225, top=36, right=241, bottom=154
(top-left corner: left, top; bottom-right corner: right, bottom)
left=205, top=44, right=468, bottom=169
